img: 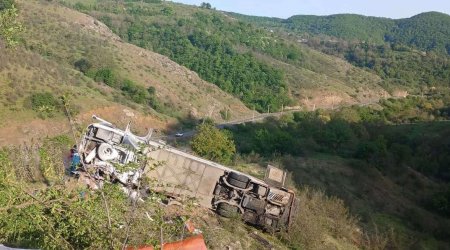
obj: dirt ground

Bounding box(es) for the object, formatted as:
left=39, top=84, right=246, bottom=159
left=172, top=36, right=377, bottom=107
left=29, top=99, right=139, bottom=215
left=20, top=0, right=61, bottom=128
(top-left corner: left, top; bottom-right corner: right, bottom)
left=0, top=104, right=169, bottom=147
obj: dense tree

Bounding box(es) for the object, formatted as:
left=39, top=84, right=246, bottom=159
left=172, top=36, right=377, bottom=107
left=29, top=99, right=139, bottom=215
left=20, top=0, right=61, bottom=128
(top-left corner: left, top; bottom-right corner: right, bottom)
left=200, top=2, right=211, bottom=9
left=94, top=68, right=117, bottom=87
left=80, top=2, right=293, bottom=112
left=235, top=11, right=450, bottom=55
left=231, top=94, right=450, bottom=180
left=74, top=58, right=92, bottom=74
left=0, top=4, right=23, bottom=47
left=0, top=0, right=14, bottom=11
left=191, top=123, right=236, bottom=164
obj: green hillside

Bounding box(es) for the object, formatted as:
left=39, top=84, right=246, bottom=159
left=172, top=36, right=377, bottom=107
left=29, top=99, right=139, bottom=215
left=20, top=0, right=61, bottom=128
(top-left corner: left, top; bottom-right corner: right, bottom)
left=0, top=0, right=254, bottom=146
left=286, top=14, right=395, bottom=44
left=234, top=11, right=450, bottom=54
left=229, top=95, right=450, bottom=249
left=231, top=12, right=450, bottom=92
left=61, top=0, right=387, bottom=112
left=390, top=12, right=450, bottom=53
left=2, top=1, right=450, bottom=249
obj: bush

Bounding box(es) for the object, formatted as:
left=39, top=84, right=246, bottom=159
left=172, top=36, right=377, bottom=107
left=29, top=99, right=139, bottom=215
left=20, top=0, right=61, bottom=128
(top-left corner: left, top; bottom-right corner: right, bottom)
left=74, top=58, right=92, bottom=74
left=95, top=68, right=117, bottom=87
left=30, top=92, right=57, bottom=110
left=428, top=188, right=450, bottom=217
left=191, top=123, right=236, bottom=164
left=121, top=79, right=149, bottom=104
left=0, top=4, right=24, bottom=47
left=0, top=0, right=14, bottom=11
left=0, top=141, right=187, bottom=249
left=29, top=92, right=59, bottom=118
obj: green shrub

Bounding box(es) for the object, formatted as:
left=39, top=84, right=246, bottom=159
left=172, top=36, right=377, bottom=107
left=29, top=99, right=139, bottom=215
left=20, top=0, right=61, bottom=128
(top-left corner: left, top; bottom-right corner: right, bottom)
left=29, top=92, right=59, bottom=118
left=191, top=123, right=236, bottom=164
left=30, top=92, right=57, bottom=110
left=95, top=68, right=117, bottom=87
left=74, top=58, right=92, bottom=74
left=121, top=79, right=149, bottom=104
left=0, top=0, right=14, bottom=11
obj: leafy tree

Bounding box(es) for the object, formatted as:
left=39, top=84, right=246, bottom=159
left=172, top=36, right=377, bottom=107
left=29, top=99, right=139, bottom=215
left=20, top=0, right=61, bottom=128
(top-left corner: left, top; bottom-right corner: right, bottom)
left=121, top=79, right=149, bottom=104
left=200, top=2, right=211, bottom=9
left=161, top=7, right=173, bottom=16
left=321, top=119, right=355, bottom=152
left=104, top=7, right=291, bottom=111
left=74, top=58, right=92, bottom=74
left=191, top=123, right=236, bottom=164
left=94, top=68, right=117, bottom=87
left=0, top=4, right=23, bottom=47
left=0, top=0, right=14, bottom=11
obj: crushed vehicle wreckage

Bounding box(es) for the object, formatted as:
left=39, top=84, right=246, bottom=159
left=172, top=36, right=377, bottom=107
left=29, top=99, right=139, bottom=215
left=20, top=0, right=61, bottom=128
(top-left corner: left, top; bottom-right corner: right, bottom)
left=75, top=115, right=299, bottom=231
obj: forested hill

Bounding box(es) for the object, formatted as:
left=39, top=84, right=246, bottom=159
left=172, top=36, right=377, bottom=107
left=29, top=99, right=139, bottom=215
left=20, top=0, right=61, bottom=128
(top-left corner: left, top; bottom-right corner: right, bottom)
left=231, top=11, right=450, bottom=54
left=231, top=11, right=450, bottom=93
left=62, top=0, right=389, bottom=112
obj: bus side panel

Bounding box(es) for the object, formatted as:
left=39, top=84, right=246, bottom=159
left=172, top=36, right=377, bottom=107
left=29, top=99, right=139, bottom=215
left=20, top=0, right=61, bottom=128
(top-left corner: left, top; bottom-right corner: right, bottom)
left=145, top=148, right=224, bottom=208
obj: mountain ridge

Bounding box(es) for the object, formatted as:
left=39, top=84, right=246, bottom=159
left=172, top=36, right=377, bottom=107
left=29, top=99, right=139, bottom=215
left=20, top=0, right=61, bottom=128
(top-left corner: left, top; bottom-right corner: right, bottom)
left=230, top=11, right=450, bottom=54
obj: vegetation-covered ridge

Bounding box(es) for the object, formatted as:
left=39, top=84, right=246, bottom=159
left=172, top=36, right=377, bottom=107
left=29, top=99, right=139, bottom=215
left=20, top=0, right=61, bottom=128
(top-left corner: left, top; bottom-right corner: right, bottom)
left=232, top=11, right=450, bottom=93
left=61, top=0, right=390, bottom=112
left=232, top=11, right=450, bottom=54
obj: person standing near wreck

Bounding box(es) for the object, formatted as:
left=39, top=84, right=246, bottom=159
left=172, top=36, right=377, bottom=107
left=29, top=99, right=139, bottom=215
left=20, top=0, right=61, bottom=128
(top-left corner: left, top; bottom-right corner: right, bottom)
left=69, top=145, right=81, bottom=174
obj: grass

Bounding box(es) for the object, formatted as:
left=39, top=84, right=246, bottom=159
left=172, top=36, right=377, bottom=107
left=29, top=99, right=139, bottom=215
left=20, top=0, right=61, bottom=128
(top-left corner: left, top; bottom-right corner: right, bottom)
left=1, top=0, right=255, bottom=146
left=66, top=0, right=388, bottom=109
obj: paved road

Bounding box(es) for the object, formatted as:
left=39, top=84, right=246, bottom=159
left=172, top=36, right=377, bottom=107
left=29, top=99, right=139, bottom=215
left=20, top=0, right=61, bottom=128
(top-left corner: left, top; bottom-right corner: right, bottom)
left=159, top=93, right=450, bottom=140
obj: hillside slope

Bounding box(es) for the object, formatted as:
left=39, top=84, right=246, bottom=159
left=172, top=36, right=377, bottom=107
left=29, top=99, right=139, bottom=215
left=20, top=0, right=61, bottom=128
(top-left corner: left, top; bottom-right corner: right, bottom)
left=0, top=0, right=252, bottom=145
left=63, top=0, right=388, bottom=111
left=233, top=11, right=450, bottom=54
left=231, top=11, right=450, bottom=92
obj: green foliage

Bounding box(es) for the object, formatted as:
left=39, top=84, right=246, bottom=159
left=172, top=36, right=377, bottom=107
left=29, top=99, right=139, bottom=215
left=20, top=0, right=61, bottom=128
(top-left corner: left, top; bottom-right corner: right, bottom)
left=231, top=95, right=450, bottom=179
left=94, top=68, right=117, bottom=87
left=389, top=12, right=450, bottom=53
left=287, top=14, right=395, bottom=44
left=191, top=123, right=236, bottom=164
left=200, top=2, right=211, bottom=9
left=0, top=0, right=14, bottom=11
left=238, top=11, right=450, bottom=54
left=160, top=6, right=173, bottom=16
left=74, top=58, right=92, bottom=74
left=342, top=42, right=450, bottom=89
left=0, top=142, right=189, bottom=249
left=29, top=92, right=60, bottom=118
left=121, top=79, right=149, bottom=104
left=232, top=11, right=450, bottom=92
left=0, top=4, right=24, bottom=47
left=428, top=187, right=450, bottom=217
left=84, top=65, right=161, bottom=110
left=79, top=1, right=292, bottom=112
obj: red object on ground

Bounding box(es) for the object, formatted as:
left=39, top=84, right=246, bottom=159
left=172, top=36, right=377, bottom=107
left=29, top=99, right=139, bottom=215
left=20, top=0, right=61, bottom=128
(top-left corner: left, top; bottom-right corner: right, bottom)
left=127, top=234, right=207, bottom=250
